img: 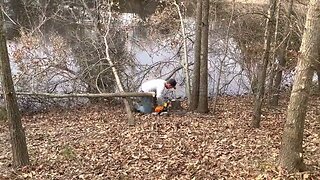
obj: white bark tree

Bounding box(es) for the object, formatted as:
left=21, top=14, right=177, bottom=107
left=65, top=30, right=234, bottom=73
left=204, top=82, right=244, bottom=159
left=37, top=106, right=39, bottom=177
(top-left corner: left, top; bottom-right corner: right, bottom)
left=173, top=0, right=191, bottom=106
left=101, top=1, right=135, bottom=125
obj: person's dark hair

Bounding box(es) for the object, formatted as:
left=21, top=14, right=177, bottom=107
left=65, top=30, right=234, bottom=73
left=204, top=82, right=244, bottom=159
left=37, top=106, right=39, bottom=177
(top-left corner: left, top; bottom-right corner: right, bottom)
left=167, top=79, right=177, bottom=88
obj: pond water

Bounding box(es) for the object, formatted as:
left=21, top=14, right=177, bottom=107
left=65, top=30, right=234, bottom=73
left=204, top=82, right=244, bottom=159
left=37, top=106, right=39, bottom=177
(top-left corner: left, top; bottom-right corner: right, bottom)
left=6, top=13, right=312, bottom=103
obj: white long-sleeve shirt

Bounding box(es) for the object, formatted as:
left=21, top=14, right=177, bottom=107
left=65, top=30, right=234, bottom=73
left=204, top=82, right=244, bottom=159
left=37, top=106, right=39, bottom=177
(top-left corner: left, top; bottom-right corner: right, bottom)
left=140, top=79, right=167, bottom=99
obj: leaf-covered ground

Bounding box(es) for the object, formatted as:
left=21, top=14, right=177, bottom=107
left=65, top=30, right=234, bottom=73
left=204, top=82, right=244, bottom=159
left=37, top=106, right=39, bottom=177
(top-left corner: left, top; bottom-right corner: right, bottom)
left=0, top=96, right=319, bottom=179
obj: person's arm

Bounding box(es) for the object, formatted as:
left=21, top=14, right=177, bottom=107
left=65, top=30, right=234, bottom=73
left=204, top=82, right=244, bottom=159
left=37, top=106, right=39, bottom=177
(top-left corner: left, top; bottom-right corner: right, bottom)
left=156, top=85, right=165, bottom=104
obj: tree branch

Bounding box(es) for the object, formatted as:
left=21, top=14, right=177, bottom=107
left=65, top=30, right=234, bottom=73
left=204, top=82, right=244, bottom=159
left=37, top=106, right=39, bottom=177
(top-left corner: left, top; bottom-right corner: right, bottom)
left=15, top=92, right=155, bottom=98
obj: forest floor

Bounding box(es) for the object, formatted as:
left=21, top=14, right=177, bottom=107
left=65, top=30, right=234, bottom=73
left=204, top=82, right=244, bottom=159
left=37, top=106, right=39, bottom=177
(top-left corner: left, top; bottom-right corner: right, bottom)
left=0, top=95, right=319, bottom=179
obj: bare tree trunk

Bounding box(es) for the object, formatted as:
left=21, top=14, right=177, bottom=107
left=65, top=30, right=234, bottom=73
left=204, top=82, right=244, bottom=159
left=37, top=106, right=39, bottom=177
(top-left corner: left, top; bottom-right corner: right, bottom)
left=316, top=58, right=320, bottom=93
left=212, top=0, right=235, bottom=113
left=317, top=70, right=320, bottom=92
left=190, top=0, right=202, bottom=111
left=197, top=0, right=209, bottom=113
left=279, top=0, right=320, bottom=172
left=0, top=3, right=30, bottom=167
left=174, top=0, right=191, bottom=106
left=270, top=0, right=294, bottom=106
left=252, top=0, right=277, bottom=128
left=267, top=0, right=280, bottom=102
left=213, top=61, right=223, bottom=113
left=103, top=1, right=135, bottom=125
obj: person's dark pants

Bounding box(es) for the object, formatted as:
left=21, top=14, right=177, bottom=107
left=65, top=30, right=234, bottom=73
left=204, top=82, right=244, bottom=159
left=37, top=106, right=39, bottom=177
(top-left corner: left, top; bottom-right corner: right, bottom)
left=137, top=96, right=155, bottom=113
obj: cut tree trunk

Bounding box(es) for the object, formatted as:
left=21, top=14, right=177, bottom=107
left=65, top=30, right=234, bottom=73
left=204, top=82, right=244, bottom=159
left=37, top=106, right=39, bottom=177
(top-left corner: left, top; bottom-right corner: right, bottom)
left=16, top=92, right=155, bottom=98
left=103, top=4, right=135, bottom=125
left=170, top=100, right=183, bottom=111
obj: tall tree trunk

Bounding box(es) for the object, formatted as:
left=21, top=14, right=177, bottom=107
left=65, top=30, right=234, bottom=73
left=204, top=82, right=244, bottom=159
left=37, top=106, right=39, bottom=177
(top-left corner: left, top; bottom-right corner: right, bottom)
left=190, top=0, right=202, bottom=111
left=270, top=0, right=294, bottom=106
left=317, top=70, right=320, bottom=92
left=252, top=0, right=277, bottom=128
left=174, top=0, right=191, bottom=106
left=267, top=0, right=280, bottom=102
left=197, top=0, right=209, bottom=113
left=316, top=58, right=320, bottom=93
left=279, top=0, right=320, bottom=172
left=0, top=3, right=30, bottom=167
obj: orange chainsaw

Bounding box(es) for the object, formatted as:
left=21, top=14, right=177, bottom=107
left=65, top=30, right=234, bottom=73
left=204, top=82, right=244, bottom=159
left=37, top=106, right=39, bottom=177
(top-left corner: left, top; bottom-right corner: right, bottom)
left=154, top=101, right=170, bottom=114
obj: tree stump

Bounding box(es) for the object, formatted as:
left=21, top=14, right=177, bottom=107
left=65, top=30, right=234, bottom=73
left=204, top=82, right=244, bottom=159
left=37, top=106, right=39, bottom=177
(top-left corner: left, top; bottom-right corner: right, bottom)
left=170, top=99, right=182, bottom=110
left=169, top=99, right=187, bottom=115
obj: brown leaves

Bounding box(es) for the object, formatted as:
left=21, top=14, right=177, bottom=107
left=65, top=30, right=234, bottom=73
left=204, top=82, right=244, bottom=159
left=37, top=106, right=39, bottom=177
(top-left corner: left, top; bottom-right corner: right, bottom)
left=0, top=96, right=319, bottom=179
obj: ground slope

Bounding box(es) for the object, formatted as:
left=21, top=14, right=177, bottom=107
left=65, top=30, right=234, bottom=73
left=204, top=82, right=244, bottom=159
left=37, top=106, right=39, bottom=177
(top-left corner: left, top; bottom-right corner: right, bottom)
left=0, top=96, right=319, bottom=179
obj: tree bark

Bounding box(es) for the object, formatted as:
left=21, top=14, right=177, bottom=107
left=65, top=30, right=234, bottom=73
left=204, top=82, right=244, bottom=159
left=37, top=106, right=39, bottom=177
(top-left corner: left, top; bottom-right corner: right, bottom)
left=0, top=2, right=30, bottom=167
left=196, top=0, right=209, bottom=113
left=316, top=58, right=320, bottom=93
left=190, top=0, right=202, bottom=111
left=270, top=0, right=294, bottom=106
left=252, top=0, right=277, bottom=128
left=279, top=0, right=320, bottom=172
left=317, top=70, right=320, bottom=92
left=267, top=0, right=280, bottom=102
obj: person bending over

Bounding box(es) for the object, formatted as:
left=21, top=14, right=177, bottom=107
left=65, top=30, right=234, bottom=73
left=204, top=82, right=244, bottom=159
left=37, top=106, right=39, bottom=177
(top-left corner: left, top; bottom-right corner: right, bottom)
left=136, top=78, right=176, bottom=113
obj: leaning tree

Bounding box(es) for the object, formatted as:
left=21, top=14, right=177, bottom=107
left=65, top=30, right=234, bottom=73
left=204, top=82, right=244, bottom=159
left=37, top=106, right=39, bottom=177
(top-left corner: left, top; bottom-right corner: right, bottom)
left=279, top=0, right=320, bottom=172
left=0, top=1, right=30, bottom=167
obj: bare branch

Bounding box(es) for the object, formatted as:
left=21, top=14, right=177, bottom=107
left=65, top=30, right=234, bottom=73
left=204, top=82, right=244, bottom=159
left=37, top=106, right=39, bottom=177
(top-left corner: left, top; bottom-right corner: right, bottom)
left=15, top=92, right=155, bottom=98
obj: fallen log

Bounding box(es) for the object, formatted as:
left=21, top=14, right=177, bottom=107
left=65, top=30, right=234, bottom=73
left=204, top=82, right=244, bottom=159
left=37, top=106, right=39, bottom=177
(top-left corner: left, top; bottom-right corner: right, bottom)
left=15, top=92, right=155, bottom=98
